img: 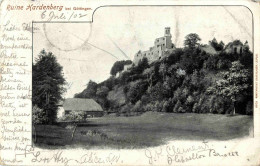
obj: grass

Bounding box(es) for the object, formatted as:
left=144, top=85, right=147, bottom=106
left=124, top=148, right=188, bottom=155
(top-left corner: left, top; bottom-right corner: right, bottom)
left=34, top=112, right=253, bottom=149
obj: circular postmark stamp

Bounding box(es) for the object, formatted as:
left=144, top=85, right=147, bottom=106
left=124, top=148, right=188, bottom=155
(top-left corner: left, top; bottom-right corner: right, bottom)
left=43, top=23, right=92, bottom=52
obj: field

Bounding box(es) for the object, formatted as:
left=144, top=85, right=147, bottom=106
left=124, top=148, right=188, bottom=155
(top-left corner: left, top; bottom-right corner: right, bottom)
left=34, top=112, right=253, bottom=149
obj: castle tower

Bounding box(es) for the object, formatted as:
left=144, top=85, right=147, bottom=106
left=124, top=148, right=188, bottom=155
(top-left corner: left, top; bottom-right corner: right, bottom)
left=164, top=27, right=172, bottom=49
left=164, top=27, right=171, bottom=37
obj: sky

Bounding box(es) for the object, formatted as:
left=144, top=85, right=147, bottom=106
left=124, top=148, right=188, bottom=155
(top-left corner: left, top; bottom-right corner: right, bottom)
left=33, top=6, right=253, bottom=98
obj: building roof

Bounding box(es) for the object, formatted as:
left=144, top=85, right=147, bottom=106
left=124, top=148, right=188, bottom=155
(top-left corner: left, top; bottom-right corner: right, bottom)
left=63, top=98, right=103, bottom=112
left=200, top=44, right=217, bottom=55
left=225, top=40, right=243, bottom=49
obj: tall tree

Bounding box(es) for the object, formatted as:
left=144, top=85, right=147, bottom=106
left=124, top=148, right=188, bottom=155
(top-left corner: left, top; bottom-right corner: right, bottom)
left=159, top=63, right=168, bottom=81
left=184, top=33, right=201, bottom=49
left=207, top=61, right=251, bottom=115
left=33, top=49, right=66, bottom=124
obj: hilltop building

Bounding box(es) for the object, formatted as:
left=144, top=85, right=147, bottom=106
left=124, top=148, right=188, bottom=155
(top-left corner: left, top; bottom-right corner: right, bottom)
left=133, top=27, right=176, bottom=65
left=121, top=29, right=249, bottom=76
left=224, top=40, right=249, bottom=54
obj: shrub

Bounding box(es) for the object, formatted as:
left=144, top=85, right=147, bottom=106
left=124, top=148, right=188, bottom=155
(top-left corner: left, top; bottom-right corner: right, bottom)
left=162, top=100, right=171, bottom=112
left=131, top=100, right=144, bottom=112
left=119, top=104, right=133, bottom=113
left=173, top=100, right=181, bottom=113
left=154, top=101, right=163, bottom=112
left=141, top=94, right=150, bottom=105
left=143, top=101, right=163, bottom=112
left=32, top=105, right=47, bottom=124
left=178, top=107, right=185, bottom=113
left=62, top=111, right=86, bottom=122
left=192, top=102, right=199, bottom=113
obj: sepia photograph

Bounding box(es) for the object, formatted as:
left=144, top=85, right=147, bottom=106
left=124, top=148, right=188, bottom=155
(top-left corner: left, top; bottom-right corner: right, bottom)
left=32, top=6, right=253, bottom=149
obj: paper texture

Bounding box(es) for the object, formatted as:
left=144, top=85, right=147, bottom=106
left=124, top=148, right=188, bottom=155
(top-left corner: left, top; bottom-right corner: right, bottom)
left=0, top=0, right=259, bottom=165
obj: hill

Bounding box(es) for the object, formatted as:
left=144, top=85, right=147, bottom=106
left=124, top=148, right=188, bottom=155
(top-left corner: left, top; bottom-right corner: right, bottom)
left=74, top=36, right=253, bottom=116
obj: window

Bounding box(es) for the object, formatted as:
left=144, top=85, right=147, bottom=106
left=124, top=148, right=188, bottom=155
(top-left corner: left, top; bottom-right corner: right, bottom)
left=157, top=39, right=159, bottom=42
left=234, top=47, right=237, bottom=54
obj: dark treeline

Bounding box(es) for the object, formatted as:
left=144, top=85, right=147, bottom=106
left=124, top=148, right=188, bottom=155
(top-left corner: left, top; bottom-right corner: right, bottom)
left=75, top=34, right=253, bottom=116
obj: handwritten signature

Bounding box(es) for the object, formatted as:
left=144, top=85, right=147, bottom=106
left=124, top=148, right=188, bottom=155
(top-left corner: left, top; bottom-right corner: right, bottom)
left=145, top=141, right=239, bottom=165
left=14, top=145, right=121, bottom=166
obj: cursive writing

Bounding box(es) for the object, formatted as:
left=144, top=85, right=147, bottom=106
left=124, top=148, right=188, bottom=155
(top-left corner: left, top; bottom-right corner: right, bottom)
left=14, top=145, right=121, bottom=166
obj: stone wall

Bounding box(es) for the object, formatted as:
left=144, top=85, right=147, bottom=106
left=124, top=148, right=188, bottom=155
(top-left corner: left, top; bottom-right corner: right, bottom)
left=133, top=27, right=174, bottom=65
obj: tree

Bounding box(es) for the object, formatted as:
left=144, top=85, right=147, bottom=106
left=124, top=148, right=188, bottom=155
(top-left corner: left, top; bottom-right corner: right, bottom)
left=159, top=63, right=168, bottom=81
left=136, top=57, right=149, bottom=73
left=110, top=60, right=132, bottom=76
left=207, top=61, right=251, bottom=115
left=96, top=86, right=109, bottom=98
left=127, top=80, right=148, bottom=104
left=96, top=86, right=110, bottom=109
left=209, top=38, right=225, bottom=51
left=84, top=80, right=98, bottom=98
left=33, top=49, right=66, bottom=124
left=184, top=33, right=201, bottom=49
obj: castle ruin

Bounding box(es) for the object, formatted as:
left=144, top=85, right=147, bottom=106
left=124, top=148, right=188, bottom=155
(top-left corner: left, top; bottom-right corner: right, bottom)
left=133, top=27, right=175, bottom=65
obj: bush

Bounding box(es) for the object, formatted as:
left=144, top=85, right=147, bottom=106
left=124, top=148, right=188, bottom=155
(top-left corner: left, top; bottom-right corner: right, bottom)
left=178, top=107, right=185, bottom=113
left=192, top=102, right=199, bottom=113
left=185, top=95, right=194, bottom=112
left=131, top=100, right=144, bottom=112
left=62, top=111, right=86, bottom=122
left=173, top=100, right=182, bottom=113
left=119, top=103, right=133, bottom=113
left=143, top=101, right=163, bottom=112
left=162, top=100, right=171, bottom=112
left=33, top=105, right=47, bottom=124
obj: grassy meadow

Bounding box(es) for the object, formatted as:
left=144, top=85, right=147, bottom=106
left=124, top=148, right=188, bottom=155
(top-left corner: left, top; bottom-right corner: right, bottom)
left=34, top=112, right=253, bottom=149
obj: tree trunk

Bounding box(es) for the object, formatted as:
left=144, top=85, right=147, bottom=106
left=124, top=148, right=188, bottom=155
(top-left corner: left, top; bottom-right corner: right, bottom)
left=46, top=92, right=50, bottom=104
left=46, top=92, right=48, bottom=105
left=71, top=123, right=77, bottom=141
left=33, top=124, right=37, bottom=144
left=232, top=102, right=236, bottom=115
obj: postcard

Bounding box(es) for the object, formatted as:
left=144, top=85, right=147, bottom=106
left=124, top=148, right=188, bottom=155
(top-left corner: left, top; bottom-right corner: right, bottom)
left=0, top=0, right=259, bottom=165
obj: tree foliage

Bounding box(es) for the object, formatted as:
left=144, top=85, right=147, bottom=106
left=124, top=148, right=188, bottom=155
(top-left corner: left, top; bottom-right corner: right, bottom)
left=210, top=38, right=225, bottom=51
left=184, top=33, right=201, bottom=49
left=33, top=49, right=66, bottom=124
left=207, top=61, right=251, bottom=114
left=110, top=60, right=132, bottom=76
left=32, top=105, right=47, bottom=124
left=62, top=111, right=85, bottom=122
left=75, top=34, right=253, bottom=116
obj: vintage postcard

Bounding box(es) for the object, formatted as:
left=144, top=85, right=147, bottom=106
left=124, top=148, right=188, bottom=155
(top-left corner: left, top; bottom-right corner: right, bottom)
left=0, top=0, right=260, bottom=165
